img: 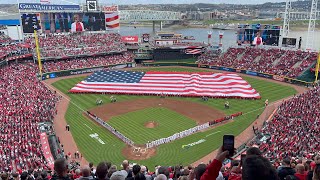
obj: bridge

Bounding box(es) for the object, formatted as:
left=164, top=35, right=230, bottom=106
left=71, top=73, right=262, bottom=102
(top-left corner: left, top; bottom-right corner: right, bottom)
left=119, top=10, right=181, bottom=21
left=119, top=10, right=181, bottom=32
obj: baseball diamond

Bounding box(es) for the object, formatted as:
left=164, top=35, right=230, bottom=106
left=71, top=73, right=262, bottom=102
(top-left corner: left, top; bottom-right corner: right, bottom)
left=48, top=66, right=302, bottom=168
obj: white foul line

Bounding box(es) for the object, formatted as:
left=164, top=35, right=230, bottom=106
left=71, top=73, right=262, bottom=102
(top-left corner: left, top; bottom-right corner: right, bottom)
left=205, top=131, right=221, bottom=138
left=84, top=124, right=92, bottom=131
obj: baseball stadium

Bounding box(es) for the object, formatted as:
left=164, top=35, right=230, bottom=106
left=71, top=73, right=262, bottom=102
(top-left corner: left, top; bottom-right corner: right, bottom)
left=0, top=0, right=319, bottom=180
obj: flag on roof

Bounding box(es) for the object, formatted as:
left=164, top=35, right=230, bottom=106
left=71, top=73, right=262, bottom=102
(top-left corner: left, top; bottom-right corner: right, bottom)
left=69, top=70, right=260, bottom=99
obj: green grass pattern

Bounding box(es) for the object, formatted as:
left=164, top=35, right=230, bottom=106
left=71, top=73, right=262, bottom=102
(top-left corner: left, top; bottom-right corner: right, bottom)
left=52, top=67, right=297, bottom=167
left=108, top=107, right=196, bottom=144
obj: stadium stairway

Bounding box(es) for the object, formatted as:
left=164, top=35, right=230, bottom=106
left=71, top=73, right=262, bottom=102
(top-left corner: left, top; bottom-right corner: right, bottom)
left=253, top=54, right=262, bottom=63
left=272, top=51, right=288, bottom=66
left=236, top=50, right=246, bottom=60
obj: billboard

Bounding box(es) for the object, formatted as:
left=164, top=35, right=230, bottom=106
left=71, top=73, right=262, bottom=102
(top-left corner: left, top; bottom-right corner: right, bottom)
left=121, top=36, right=139, bottom=43
left=30, top=12, right=106, bottom=33
left=19, top=3, right=80, bottom=12
left=102, top=5, right=118, bottom=12
left=282, top=38, right=297, bottom=48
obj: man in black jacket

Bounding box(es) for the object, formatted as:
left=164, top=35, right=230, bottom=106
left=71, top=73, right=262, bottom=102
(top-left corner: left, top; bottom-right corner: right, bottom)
left=277, top=158, right=296, bottom=180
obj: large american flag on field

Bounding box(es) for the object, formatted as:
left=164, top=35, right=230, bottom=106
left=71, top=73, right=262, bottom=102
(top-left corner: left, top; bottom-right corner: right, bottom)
left=69, top=70, right=260, bottom=99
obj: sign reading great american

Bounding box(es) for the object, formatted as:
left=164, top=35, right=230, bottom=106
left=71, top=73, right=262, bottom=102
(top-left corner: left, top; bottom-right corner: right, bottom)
left=19, top=3, right=81, bottom=12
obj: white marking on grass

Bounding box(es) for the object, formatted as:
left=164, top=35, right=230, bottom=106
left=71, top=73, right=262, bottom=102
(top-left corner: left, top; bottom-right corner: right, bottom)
left=205, top=131, right=221, bottom=138
left=84, top=124, right=93, bottom=131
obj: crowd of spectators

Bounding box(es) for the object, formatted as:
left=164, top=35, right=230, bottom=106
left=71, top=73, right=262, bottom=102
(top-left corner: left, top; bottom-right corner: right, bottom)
left=41, top=52, right=135, bottom=72
left=0, top=34, right=32, bottom=61
left=24, top=33, right=126, bottom=59
left=258, top=85, right=320, bottom=161
left=0, top=147, right=318, bottom=180
left=197, top=47, right=318, bottom=78
left=0, top=63, right=59, bottom=173
left=0, top=33, right=13, bottom=45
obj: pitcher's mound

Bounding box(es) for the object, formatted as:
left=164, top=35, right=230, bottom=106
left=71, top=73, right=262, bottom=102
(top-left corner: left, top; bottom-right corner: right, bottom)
left=144, top=121, right=159, bottom=128
left=122, top=145, right=157, bottom=160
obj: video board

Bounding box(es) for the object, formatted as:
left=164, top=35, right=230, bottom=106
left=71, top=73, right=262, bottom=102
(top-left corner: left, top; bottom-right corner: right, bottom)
left=21, top=13, right=42, bottom=33
left=21, top=12, right=106, bottom=33
left=282, top=38, right=297, bottom=48
left=237, top=24, right=281, bottom=46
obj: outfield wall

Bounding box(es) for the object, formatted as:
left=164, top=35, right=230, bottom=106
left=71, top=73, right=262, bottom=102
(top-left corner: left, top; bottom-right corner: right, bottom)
left=41, top=63, right=135, bottom=80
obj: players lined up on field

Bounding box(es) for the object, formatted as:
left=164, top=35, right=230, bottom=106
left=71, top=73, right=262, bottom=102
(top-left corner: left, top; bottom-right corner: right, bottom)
left=86, top=111, right=134, bottom=146
left=146, top=122, right=210, bottom=148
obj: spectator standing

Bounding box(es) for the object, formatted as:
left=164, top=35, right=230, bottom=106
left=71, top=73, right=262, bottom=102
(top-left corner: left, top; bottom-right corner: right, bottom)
left=294, top=164, right=307, bottom=180
left=96, top=162, right=109, bottom=180
left=51, top=158, right=70, bottom=180
left=278, top=159, right=296, bottom=180
left=78, top=166, right=94, bottom=180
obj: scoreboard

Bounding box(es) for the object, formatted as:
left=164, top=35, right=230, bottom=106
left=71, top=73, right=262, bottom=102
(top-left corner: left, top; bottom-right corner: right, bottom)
left=237, top=24, right=281, bottom=46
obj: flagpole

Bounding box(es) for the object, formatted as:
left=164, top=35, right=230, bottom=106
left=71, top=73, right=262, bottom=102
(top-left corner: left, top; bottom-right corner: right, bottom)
left=34, top=30, right=42, bottom=77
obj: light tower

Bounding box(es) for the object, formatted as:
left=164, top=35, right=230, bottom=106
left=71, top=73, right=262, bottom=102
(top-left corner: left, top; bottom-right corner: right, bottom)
left=305, top=0, right=318, bottom=51
left=280, top=0, right=291, bottom=47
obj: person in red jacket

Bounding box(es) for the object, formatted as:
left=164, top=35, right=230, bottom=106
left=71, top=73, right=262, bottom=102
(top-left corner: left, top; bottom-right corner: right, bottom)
left=200, top=146, right=279, bottom=180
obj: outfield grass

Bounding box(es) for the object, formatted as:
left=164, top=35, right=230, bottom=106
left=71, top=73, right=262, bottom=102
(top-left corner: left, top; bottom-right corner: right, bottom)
left=52, top=67, right=297, bottom=167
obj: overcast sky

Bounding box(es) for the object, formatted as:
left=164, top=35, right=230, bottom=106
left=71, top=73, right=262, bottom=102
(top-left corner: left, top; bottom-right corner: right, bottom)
left=5, top=0, right=289, bottom=5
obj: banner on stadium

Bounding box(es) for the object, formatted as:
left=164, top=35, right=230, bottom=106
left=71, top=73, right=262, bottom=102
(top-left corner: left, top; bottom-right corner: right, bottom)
left=245, top=70, right=258, bottom=76
left=19, top=3, right=81, bottom=12
left=121, top=36, right=139, bottom=43
left=209, top=65, right=220, bottom=70
left=102, top=5, right=118, bottom=12
left=257, top=72, right=273, bottom=79
left=39, top=133, right=54, bottom=169
left=273, top=75, right=285, bottom=82
left=105, top=11, right=120, bottom=30
left=220, top=67, right=236, bottom=72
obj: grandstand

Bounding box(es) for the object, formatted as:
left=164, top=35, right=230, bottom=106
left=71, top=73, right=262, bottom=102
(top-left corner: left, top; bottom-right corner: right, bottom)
left=197, top=46, right=318, bottom=80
